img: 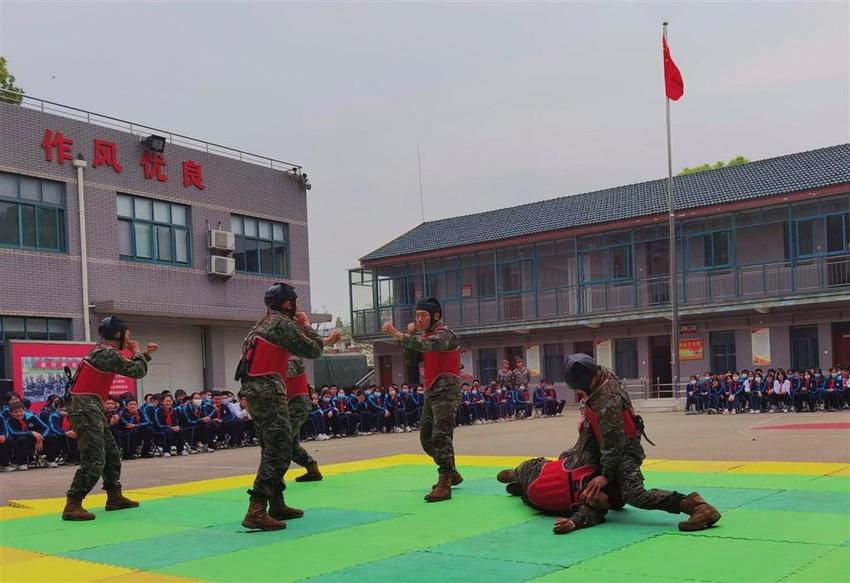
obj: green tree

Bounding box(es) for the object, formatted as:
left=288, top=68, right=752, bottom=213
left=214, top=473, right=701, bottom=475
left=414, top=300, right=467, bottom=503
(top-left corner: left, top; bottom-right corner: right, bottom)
left=679, top=156, right=749, bottom=176
left=0, top=57, right=25, bottom=105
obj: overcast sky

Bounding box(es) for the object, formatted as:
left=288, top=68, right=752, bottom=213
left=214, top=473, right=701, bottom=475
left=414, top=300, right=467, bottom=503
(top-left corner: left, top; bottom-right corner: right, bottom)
left=2, top=1, right=848, bottom=320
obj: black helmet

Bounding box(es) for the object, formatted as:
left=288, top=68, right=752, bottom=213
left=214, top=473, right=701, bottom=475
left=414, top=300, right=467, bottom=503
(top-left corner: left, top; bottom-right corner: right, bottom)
left=563, top=353, right=598, bottom=391
left=264, top=282, right=298, bottom=313
left=98, top=316, right=128, bottom=348
left=415, top=297, right=443, bottom=323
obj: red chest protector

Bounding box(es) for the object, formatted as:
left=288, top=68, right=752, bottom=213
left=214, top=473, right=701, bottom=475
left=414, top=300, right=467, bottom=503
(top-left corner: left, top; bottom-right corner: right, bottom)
left=70, top=360, right=116, bottom=401
left=422, top=350, right=461, bottom=389
left=247, top=336, right=290, bottom=380
left=286, top=372, right=309, bottom=398
left=526, top=461, right=597, bottom=514
left=583, top=401, right=640, bottom=443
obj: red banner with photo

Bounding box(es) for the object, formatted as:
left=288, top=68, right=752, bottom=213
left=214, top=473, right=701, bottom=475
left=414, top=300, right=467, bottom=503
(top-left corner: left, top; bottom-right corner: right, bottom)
left=8, top=340, right=136, bottom=412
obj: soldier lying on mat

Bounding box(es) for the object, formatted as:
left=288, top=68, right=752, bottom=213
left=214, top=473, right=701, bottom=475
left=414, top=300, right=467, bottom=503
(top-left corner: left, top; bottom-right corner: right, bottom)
left=497, top=421, right=623, bottom=535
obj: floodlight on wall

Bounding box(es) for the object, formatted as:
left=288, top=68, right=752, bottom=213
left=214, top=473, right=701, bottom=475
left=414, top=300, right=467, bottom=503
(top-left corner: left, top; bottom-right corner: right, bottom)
left=141, top=134, right=167, bottom=153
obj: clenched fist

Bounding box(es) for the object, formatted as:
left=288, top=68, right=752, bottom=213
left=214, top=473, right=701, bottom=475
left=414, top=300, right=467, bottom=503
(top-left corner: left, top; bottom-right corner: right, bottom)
left=145, top=343, right=159, bottom=356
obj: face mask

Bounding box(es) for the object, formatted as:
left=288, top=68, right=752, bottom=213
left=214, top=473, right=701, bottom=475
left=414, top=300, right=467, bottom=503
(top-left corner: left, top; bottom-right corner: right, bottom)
left=389, top=391, right=396, bottom=397
left=192, top=399, right=202, bottom=407
left=755, top=377, right=762, bottom=382
left=472, top=390, right=478, bottom=395
left=815, top=373, right=821, bottom=377
left=733, top=376, right=739, bottom=381
left=703, top=376, right=710, bottom=381
left=690, top=380, right=697, bottom=385
left=496, top=389, right=502, bottom=394
left=322, top=396, right=331, bottom=402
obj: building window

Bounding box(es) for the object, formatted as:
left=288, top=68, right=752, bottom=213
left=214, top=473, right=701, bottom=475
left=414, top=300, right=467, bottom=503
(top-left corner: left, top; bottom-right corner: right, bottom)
left=796, top=214, right=849, bottom=257
left=543, top=343, right=564, bottom=382
left=614, top=338, right=639, bottom=379
left=709, top=331, right=736, bottom=373
left=117, top=194, right=190, bottom=265
left=0, top=317, right=70, bottom=378
left=478, top=348, right=498, bottom=385
left=580, top=245, right=633, bottom=283
left=687, top=231, right=731, bottom=270
left=0, top=172, right=66, bottom=252
left=232, top=215, right=289, bottom=277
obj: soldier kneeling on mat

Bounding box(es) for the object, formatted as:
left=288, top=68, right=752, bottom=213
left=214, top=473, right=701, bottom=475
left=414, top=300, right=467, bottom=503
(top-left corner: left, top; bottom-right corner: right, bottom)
left=497, top=421, right=624, bottom=535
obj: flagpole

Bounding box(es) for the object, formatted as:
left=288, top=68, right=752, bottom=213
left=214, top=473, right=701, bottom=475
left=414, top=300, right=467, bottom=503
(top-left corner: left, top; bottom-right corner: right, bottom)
left=663, top=21, right=681, bottom=399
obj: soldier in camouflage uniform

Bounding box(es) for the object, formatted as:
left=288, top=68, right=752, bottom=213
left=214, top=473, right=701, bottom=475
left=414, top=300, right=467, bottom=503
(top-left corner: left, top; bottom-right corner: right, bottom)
left=62, top=316, right=158, bottom=521
left=512, top=358, right=531, bottom=388
left=563, top=353, right=721, bottom=531
left=286, top=328, right=342, bottom=485
left=383, top=297, right=462, bottom=502
left=497, top=421, right=623, bottom=534
left=496, top=360, right=515, bottom=389
left=237, top=283, right=324, bottom=530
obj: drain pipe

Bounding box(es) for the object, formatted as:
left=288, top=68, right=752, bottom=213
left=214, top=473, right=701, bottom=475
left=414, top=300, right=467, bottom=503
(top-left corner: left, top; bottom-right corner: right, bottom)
left=72, top=156, right=91, bottom=342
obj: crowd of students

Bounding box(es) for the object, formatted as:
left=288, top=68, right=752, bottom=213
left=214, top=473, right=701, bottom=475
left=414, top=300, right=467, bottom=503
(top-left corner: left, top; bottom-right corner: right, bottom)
left=0, top=389, right=254, bottom=472
left=302, top=379, right=568, bottom=441
left=684, top=365, right=850, bottom=414
left=0, top=372, right=569, bottom=469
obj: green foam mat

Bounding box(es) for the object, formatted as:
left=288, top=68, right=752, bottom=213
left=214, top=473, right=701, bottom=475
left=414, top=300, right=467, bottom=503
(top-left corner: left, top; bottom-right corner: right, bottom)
left=63, top=508, right=398, bottom=570
left=529, top=564, right=709, bottom=582
left=577, top=534, right=827, bottom=582
left=305, top=550, right=559, bottom=583
left=781, top=547, right=850, bottom=582
left=739, top=489, right=850, bottom=514
left=687, top=509, right=850, bottom=545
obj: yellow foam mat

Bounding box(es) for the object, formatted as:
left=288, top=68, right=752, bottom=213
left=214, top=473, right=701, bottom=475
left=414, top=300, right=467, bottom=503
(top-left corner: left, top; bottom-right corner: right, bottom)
left=726, top=461, right=849, bottom=476
left=1, top=555, right=134, bottom=582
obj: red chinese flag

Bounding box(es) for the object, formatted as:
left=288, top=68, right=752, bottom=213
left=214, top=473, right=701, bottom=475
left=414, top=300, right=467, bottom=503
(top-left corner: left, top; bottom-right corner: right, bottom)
left=663, top=36, right=684, bottom=101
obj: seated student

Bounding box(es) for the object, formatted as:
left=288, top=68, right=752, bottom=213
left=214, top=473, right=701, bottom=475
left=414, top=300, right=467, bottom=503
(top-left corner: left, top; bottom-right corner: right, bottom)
left=763, top=372, right=778, bottom=412
left=705, top=377, right=723, bottom=413
left=459, top=383, right=474, bottom=425
left=0, top=413, right=12, bottom=471
left=153, top=395, right=187, bottom=456
left=470, top=384, right=487, bottom=424
left=7, top=402, right=46, bottom=470
left=545, top=381, right=567, bottom=416
left=401, top=384, right=420, bottom=428
left=823, top=370, right=842, bottom=412
left=748, top=372, right=764, bottom=413
left=772, top=371, right=791, bottom=413
left=718, top=375, right=732, bottom=414
left=305, top=392, right=330, bottom=441
left=182, top=392, right=212, bottom=452
left=206, top=391, right=243, bottom=449
left=794, top=371, right=817, bottom=412
left=739, top=370, right=751, bottom=412
left=386, top=386, right=408, bottom=432
left=233, top=393, right=255, bottom=443
left=173, top=389, right=188, bottom=406
left=495, top=386, right=513, bottom=421
left=532, top=381, right=548, bottom=417
left=45, top=404, right=79, bottom=464
left=842, top=368, right=850, bottom=409
left=317, top=389, right=342, bottom=437
left=482, top=385, right=497, bottom=422
left=333, top=389, right=355, bottom=436
left=496, top=422, right=623, bottom=535
left=367, top=386, right=392, bottom=433
left=140, top=393, right=161, bottom=424
left=39, top=394, right=63, bottom=425
left=119, top=399, right=153, bottom=459
left=347, top=389, right=370, bottom=436
left=721, top=374, right=738, bottom=415
left=514, top=384, right=533, bottom=419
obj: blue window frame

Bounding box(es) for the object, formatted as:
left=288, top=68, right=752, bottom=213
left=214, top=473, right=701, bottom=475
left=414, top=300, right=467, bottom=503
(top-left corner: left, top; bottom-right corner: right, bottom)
left=117, top=194, right=191, bottom=265
left=232, top=215, right=289, bottom=277
left=0, top=316, right=70, bottom=378
left=795, top=213, right=850, bottom=258
left=579, top=244, right=633, bottom=283
left=686, top=231, right=731, bottom=270
left=0, top=172, right=66, bottom=252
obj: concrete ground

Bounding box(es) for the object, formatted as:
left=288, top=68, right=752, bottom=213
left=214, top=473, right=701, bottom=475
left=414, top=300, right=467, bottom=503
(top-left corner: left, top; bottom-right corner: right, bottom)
left=2, top=410, right=848, bottom=506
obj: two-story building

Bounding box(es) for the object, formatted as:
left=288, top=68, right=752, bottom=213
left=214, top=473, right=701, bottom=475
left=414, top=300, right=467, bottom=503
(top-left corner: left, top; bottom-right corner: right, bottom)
left=351, top=144, right=850, bottom=395
left=0, top=94, right=315, bottom=394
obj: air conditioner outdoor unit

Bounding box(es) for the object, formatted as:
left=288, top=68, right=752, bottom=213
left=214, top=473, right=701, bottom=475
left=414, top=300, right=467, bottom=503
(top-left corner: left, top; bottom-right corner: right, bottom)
left=208, top=255, right=235, bottom=278
left=208, top=229, right=235, bottom=253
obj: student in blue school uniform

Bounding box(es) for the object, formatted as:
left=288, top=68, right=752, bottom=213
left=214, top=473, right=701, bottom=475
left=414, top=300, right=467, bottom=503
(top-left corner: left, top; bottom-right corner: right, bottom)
left=45, top=404, right=79, bottom=464
left=515, top=384, right=533, bottom=419
left=0, top=412, right=14, bottom=471
left=482, top=385, right=497, bottom=422
left=722, top=374, right=742, bottom=414
left=459, top=383, right=474, bottom=425
left=793, top=372, right=817, bottom=412
left=205, top=391, right=243, bottom=449
left=685, top=375, right=700, bottom=414
left=823, top=370, right=843, bottom=412
left=152, top=395, right=187, bottom=456
left=470, top=384, right=487, bottom=424
left=401, top=384, right=420, bottom=428
left=696, top=373, right=711, bottom=413
left=707, top=377, right=724, bottom=413
left=7, top=402, right=47, bottom=470
left=118, top=399, right=153, bottom=458
left=182, top=392, right=212, bottom=452
left=367, top=386, right=392, bottom=433
left=333, top=389, right=356, bottom=436
left=352, top=389, right=376, bottom=435
left=533, top=381, right=547, bottom=417
left=386, top=386, right=408, bottom=432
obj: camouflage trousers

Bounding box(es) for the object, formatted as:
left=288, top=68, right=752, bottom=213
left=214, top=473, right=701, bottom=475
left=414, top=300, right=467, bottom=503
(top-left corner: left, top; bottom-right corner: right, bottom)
left=420, top=390, right=461, bottom=474
left=618, top=439, right=684, bottom=513
left=66, top=394, right=122, bottom=499
left=242, top=376, right=292, bottom=501
left=288, top=394, right=315, bottom=468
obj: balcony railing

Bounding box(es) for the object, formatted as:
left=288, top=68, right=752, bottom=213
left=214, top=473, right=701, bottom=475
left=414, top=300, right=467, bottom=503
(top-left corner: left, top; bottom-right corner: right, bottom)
left=352, top=254, right=850, bottom=337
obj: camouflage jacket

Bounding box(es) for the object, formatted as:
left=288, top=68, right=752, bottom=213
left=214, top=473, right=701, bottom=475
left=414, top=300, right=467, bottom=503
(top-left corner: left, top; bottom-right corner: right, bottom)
left=287, top=325, right=325, bottom=377
left=583, top=368, right=638, bottom=480
left=242, top=312, right=324, bottom=379
left=496, top=368, right=515, bottom=389
left=512, top=367, right=530, bottom=388
left=398, top=325, right=461, bottom=398
left=86, top=345, right=150, bottom=378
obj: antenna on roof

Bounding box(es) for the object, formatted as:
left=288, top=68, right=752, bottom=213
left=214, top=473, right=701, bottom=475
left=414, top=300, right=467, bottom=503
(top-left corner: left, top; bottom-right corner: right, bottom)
left=417, top=143, right=425, bottom=224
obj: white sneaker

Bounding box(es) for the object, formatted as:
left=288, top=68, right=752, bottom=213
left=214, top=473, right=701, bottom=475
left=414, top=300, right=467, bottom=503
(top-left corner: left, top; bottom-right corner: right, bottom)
left=47, top=461, right=58, bottom=468
left=722, top=409, right=728, bottom=415
left=163, top=452, right=172, bottom=457
left=731, top=409, right=736, bottom=415
left=17, top=465, right=28, bottom=471
left=2, top=465, right=13, bottom=472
